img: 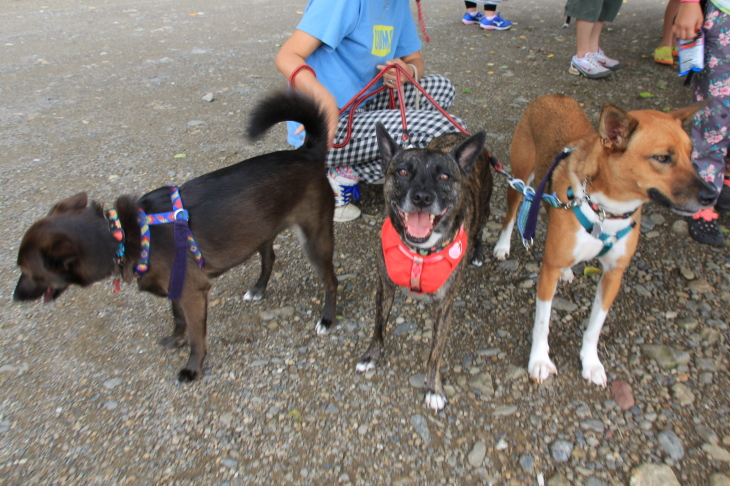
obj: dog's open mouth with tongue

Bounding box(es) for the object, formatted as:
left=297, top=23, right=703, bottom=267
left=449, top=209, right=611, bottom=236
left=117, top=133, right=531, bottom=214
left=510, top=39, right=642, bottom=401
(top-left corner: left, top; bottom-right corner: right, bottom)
left=395, top=204, right=448, bottom=244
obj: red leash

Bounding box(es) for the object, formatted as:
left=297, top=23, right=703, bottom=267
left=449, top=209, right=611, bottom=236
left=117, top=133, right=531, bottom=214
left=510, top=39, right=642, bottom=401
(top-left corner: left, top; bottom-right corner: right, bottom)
left=332, top=64, right=468, bottom=148
left=330, top=64, right=507, bottom=174
left=415, top=0, right=430, bottom=43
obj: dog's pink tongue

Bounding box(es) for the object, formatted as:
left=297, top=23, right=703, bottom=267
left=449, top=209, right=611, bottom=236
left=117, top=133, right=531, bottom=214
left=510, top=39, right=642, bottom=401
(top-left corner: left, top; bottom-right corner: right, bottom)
left=43, top=288, right=53, bottom=303
left=406, top=211, right=433, bottom=238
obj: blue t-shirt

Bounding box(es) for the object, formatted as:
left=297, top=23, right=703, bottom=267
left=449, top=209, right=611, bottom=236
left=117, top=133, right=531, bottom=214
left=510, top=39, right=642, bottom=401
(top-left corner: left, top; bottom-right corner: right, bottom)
left=287, top=0, right=422, bottom=146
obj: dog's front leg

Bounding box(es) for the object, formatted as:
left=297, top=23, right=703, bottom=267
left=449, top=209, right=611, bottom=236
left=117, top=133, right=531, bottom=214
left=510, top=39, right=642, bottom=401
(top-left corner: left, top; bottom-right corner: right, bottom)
left=528, top=263, right=563, bottom=383
left=356, top=275, right=395, bottom=372
left=580, top=265, right=625, bottom=387
left=177, top=289, right=210, bottom=382
left=159, top=301, right=188, bottom=349
left=424, top=299, right=454, bottom=411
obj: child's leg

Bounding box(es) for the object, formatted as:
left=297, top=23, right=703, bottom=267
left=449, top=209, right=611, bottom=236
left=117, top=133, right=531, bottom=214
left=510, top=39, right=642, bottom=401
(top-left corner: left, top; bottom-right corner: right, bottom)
left=687, top=3, right=730, bottom=243
left=691, top=3, right=730, bottom=196
left=326, top=76, right=465, bottom=183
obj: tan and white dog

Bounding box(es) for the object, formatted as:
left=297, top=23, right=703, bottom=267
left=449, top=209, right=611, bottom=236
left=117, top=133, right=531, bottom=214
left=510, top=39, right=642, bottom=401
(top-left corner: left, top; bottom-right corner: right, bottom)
left=493, top=94, right=716, bottom=386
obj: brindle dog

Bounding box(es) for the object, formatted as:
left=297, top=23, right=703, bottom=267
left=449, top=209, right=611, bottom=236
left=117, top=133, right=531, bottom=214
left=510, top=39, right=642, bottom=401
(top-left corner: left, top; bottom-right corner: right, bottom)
left=356, top=125, right=493, bottom=411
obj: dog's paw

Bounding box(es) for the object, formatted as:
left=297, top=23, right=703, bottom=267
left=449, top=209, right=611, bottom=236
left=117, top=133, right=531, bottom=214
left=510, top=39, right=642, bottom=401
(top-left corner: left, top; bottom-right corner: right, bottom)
left=493, top=246, right=510, bottom=261
left=177, top=368, right=199, bottom=383
left=470, top=254, right=485, bottom=267
left=528, top=356, right=558, bottom=384
left=560, top=268, right=575, bottom=283
left=355, top=358, right=375, bottom=373
left=243, top=288, right=264, bottom=301
left=315, top=319, right=331, bottom=335
left=424, top=391, right=447, bottom=411
left=159, top=335, right=185, bottom=350
left=581, top=356, right=607, bottom=387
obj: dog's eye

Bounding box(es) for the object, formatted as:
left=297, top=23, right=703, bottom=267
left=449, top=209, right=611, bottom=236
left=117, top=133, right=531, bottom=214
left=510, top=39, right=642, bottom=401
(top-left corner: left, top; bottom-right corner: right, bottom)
left=439, top=173, right=450, bottom=181
left=397, top=168, right=408, bottom=177
left=652, top=155, right=671, bottom=164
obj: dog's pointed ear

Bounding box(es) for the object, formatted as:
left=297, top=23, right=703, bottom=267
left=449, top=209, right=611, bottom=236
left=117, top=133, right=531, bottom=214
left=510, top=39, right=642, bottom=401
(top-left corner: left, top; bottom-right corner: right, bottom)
left=451, top=131, right=486, bottom=175
left=44, top=234, right=79, bottom=273
left=375, top=123, right=401, bottom=174
left=668, top=98, right=711, bottom=126
left=598, top=105, right=638, bottom=153
left=48, top=193, right=88, bottom=216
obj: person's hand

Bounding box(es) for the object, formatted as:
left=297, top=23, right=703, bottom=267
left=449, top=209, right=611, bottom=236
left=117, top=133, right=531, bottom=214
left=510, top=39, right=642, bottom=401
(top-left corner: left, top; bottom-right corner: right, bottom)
left=673, top=2, right=704, bottom=40
left=377, top=59, right=413, bottom=88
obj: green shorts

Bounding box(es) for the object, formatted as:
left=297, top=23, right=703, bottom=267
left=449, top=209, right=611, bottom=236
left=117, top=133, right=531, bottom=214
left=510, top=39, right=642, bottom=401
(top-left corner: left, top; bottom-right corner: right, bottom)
left=565, top=0, right=623, bottom=23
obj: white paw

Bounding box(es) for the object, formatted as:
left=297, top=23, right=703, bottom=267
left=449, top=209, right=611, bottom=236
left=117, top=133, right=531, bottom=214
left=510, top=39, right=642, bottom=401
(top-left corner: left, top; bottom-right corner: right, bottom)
left=528, top=355, right=558, bottom=383
left=581, top=355, right=607, bottom=387
left=560, top=268, right=574, bottom=283
left=493, top=246, right=510, bottom=261
left=355, top=360, right=375, bottom=373
left=243, top=290, right=262, bottom=301
left=315, top=320, right=329, bottom=335
left=425, top=392, right=447, bottom=411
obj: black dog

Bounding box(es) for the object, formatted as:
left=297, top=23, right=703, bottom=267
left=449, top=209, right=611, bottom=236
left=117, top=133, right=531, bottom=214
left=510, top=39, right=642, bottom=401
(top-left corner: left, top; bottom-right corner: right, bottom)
left=14, top=91, right=338, bottom=382
left=356, top=126, right=493, bottom=411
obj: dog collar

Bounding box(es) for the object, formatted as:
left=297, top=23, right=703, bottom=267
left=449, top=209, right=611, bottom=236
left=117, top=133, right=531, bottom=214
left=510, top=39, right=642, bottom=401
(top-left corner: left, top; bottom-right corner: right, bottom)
left=381, top=217, right=467, bottom=294
left=105, top=209, right=126, bottom=267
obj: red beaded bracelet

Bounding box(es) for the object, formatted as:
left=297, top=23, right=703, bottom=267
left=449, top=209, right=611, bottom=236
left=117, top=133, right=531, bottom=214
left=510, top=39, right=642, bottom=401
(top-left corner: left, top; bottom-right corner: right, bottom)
left=289, top=65, right=316, bottom=90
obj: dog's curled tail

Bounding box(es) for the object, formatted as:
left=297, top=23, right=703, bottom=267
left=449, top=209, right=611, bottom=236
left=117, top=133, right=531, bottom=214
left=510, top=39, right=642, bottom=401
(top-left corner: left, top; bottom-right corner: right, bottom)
left=247, top=90, right=328, bottom=161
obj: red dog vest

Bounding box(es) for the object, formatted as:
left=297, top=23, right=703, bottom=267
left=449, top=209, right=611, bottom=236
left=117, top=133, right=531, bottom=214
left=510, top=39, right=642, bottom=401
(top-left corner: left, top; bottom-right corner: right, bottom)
left=381, top=217, right=467, bottom=294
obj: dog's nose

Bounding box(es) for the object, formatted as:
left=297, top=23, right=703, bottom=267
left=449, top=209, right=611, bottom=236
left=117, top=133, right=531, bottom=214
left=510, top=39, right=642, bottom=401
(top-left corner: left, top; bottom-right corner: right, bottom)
left=697, top=178, right=719, bottom=207
left=411, top=190, right=433, bottom=207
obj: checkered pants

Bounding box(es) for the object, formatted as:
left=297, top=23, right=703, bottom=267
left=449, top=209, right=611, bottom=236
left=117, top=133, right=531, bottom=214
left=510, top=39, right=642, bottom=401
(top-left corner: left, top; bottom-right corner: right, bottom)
left=327, top=74, right=466, bottom=183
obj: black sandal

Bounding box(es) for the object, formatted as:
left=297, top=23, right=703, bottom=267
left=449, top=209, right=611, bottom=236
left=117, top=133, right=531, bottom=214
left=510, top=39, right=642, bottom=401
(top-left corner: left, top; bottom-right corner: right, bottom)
left=715, top=184, right=730, bottom=213
left=687, top=215, right=724, bottom=246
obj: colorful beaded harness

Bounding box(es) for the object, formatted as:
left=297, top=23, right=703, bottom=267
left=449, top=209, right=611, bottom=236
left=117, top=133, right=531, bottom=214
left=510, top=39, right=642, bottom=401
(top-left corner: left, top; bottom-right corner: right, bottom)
left=135, top=185, right=204, bottom=278
left=104, top=185, right=204, bottom=300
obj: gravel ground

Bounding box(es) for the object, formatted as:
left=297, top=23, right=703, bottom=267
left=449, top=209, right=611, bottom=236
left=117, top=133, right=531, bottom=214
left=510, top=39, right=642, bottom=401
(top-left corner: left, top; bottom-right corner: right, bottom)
left=1, top=0, right=729, bottom=485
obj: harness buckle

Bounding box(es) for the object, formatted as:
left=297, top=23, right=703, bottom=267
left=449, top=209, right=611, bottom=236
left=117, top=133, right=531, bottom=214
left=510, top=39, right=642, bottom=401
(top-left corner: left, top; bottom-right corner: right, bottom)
left=590, top=222, right=603, bottom=239
left=173, top=208, right=189, bottom=221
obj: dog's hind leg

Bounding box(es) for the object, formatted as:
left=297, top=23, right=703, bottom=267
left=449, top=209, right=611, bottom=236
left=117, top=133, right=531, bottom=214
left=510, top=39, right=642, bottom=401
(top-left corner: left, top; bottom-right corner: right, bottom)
left=177, top=288, right=210, bottom=382
left=293, top=222, right=338, bottom=335
left=356, top=275, right=395, bottom=372
left=159, top=301, right=188, bottom=349
left=244, top=240, right=276, bottom=302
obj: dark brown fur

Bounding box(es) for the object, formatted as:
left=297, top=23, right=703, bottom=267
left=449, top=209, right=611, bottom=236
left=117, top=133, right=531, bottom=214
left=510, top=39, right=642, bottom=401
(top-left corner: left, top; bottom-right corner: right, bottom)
left=356, top=126, right=493, bottom=410
left=14, top=91, right=338, bottom=382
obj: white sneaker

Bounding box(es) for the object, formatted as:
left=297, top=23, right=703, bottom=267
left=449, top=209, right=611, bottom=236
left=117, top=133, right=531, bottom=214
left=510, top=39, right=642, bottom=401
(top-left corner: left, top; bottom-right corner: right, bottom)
left=334, top=204, right=361, bottom=222
left=593, top=48, right=620, bottom=70
left=327, top=168, right=361, bottom=222
left=569, top=53, right=612, bottom=79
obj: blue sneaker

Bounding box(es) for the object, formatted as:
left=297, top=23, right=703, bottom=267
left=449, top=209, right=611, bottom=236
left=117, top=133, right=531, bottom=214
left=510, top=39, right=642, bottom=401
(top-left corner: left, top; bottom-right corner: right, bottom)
left=480, top=12, right=512, bottom=30
left=461, top=11, right=484, bottom=25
